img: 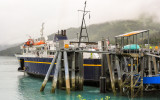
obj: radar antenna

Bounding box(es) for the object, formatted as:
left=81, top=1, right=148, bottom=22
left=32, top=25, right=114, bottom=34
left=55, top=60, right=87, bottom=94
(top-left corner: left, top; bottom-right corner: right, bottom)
left=78, top=1, right=90, bottom=46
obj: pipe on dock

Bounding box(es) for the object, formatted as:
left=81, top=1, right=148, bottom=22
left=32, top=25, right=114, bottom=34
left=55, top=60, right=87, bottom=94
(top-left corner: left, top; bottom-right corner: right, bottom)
left=51, top=52, right=62, bottom=93
left=40, top=52, right=58, bottom=92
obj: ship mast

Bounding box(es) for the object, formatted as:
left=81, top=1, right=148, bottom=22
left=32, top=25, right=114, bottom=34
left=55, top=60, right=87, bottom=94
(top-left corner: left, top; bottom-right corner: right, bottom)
left=40, top=22, right=45, bottom=40
left=78, top=1, right=90, bottom=46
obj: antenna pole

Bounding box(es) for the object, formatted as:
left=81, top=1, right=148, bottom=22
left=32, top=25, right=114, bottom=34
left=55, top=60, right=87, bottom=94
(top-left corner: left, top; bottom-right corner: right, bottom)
left=40, top=22, right=45, bottom=40
left=78, top=1, right=90, bottom=47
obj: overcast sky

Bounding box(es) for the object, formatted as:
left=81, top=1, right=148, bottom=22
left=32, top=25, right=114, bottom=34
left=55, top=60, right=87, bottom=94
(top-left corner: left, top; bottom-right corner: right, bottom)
left=0, top=0, right=160, bottom=45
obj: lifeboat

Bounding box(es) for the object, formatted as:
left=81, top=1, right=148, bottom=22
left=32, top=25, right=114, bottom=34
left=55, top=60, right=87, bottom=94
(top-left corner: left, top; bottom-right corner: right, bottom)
left=25, top=39, right=34, bottom=46
left=34, top=40, right=45, bottom=45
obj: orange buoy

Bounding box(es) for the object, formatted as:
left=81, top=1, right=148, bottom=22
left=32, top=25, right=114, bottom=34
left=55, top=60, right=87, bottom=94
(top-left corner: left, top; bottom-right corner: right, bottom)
left=155, top=46, right=158, bottom=51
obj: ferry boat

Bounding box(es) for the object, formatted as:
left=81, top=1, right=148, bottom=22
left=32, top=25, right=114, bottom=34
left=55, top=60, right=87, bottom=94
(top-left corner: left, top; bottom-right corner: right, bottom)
left=15, top=25, right=104, bottom=82
left=15, top=2, right=110, bottom=83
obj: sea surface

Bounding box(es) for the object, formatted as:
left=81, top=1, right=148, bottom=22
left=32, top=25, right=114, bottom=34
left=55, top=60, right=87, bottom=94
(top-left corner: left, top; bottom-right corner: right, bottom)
left=0, top=56, right=160, bottom=100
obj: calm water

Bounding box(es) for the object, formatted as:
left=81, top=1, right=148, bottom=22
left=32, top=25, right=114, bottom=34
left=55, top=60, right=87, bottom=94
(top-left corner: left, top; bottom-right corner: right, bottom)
left=0, top=56, right=160, bottom=100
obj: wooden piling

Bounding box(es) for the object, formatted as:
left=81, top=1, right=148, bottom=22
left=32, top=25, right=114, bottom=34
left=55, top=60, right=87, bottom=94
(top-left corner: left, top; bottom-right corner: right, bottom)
left=78, top=52, right=84, bottom=90
left=158, top=61, right=160, bottom=72
left=51, top=52, right=62, bottom=93
left=100, top=54, right=107, bottom=93
left=148, top=56, right=152, bottom=77
left=58, top=57, right=62, bottom=89
left=112, top=55, right=116, bottom=94
left=131, top=58, right=134, bottom=98
left=63, top=51, right=71, bottom=94
left=100, top=77, right=106, bottom=93
left=100, top=39, right=107, bottom=92
left=140, top=57, right=144, bottom=97
left=40, top=52, right=58, bottom=92
left=111, top=55, right=116, bottom=81
left=101, top=39, right=107, bottom=77
left=116, top=56, right=122, bottom=95
left=106, top=54, right=116, bottom=95
left=123, top=57, right=128, bottom=72
left=71, top=52, right=75, bottom=91
left=152, top=56, right=158, bottom=75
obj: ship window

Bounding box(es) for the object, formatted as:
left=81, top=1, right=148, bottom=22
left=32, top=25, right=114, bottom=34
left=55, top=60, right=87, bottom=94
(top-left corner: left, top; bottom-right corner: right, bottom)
left=37, top=48, right=40, bottom=50
left=50, top=52, right=54, bottom=55
left=24, top=49, right=26, bottom=53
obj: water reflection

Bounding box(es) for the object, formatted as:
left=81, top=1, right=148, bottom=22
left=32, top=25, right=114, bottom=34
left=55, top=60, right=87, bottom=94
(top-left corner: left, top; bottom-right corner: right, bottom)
left=1, top=56, right=160, bottom=100
left=17, top=70, right=158, bottom=99
left=17, top=75, right=160, bottom=100
left=17, top=75, right=112, bottom=100
left=19, top=76, right=151, bottom=100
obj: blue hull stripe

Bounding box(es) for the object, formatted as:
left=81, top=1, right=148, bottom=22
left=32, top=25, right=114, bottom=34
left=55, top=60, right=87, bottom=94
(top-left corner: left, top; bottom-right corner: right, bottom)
left=18, top=57, right=101, bottom=81
left=23, top=60, right=101, bottom=66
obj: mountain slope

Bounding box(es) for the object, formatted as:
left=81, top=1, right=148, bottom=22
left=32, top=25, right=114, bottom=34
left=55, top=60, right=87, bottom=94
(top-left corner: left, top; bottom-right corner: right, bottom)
left=1, top=16, right=160, bottom=56
left=48, top=17, right=160, bottom=44
left=0, top=45, right=21, bottom=56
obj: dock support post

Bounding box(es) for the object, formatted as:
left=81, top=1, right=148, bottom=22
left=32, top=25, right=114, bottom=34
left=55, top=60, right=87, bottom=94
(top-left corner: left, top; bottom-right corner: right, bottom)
left=63, top=51, right=70, bottom=94
left=131, top=58, right=134, bottom=98
left=71, top=52, right=75, bottom=91
left=107, top=54, right=116, bottom=95
left=78, top=52, right=84, bottom=90
left=100, top=38, right=107, bottom=93
left=140, top=57, right=144, bottom=97
left=148, top=56, right=152, bottom=77
left=100, top=77, right=106, bottom=93
left=152, top=56, right=158, bottom=75
left=51, top=52, right=62, bottom=93
left=58, top=57, right=62, bottom=89
left=158, top=61, right=160, bottom=72
left=116, top=56, right=122, bottom=95
left=112, top=55, right=116, bottom=92
left=100, top=54, right=107, bottom=93
left=40, top=52, right=58, bottom=92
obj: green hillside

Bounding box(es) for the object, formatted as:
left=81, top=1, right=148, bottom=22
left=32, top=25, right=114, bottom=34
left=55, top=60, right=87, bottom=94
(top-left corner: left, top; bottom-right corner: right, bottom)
left=0, top=45, right=21, bottom=56
left=1, top=16, right=160, bottom=56
left=48, top=16, right=160, bottom=44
